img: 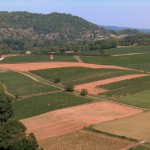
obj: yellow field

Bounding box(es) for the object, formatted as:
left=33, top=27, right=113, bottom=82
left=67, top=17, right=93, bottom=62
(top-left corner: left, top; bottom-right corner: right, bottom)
left=93, top=111, right=150, bottom=142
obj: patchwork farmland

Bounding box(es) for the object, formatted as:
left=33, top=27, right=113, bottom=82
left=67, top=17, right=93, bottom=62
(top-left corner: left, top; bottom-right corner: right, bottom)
left=0, top=46, right=150, bottom=150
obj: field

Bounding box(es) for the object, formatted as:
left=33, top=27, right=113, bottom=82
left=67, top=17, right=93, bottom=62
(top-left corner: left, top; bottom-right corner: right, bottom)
left=93, top=111, right=150, bottom=142
left=81, top=53, right=150, bottom=72
left=0, top=55, right=77, bottom=63
left=105, top=46, right=150, bottom=55
left=1, top=48, right=150, bottom=150
left=0, top=71, right=58, bottom=96
left=100, top=76, right=150, bottom=97
left=21, top=101, right=142, bottom=140
left=39, top=130, right=135, bottom=150
left=13, top=92, right=92, bottom=119
left=31, top=67, right=138, bottom=85
left=111, top=90, right=150, bottom=109
left=0, top=62, right=132, bottom=72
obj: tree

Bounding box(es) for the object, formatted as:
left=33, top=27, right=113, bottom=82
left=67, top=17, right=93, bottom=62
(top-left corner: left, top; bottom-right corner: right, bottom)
left=0, top=84, right=43, bottom=150
left=0, top=84, right=13, bottom=122
left=0, top=120, right=42, bottom=150
left=65, top=85, right=74, bottom=92
left=80, top=89, right=88, bottom=96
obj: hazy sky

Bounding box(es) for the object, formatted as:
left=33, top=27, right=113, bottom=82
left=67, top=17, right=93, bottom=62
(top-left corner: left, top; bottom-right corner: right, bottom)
left=0, top=0, right=150, bottom=28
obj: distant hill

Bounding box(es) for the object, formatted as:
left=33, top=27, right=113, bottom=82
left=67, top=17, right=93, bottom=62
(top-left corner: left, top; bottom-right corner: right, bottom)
left=101, top=25, right=150, bottom=34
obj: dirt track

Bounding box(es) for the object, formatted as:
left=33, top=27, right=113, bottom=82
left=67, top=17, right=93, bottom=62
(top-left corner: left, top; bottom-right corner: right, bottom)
left=75, top=74, right=147, bottom=94
left=0, top=62, right=134, bottom=71
left=21, top=101, right=143, bottom=141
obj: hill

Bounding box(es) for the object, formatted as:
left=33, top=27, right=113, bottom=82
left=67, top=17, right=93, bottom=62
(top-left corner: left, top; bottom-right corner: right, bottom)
left=0, top=11, right=111, bottom=50
left=102, top=25, right=150, bottom=34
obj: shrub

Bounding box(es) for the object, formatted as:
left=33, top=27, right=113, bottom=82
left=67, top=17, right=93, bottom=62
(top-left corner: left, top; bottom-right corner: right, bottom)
left=80, top=89, right=88, bottom=96
left=53, top=78, right=61, bottom=83
left=65, top=85, right=74, bottom=92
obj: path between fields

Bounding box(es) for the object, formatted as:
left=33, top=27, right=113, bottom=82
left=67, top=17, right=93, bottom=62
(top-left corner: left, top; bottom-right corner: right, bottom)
left=75, top=74, right=148, bottom=95
left=21, top=101, right=143, bottom=141
left=0, top=62, right=138, bottom=72
left=111, top=52, right=147, bottom=57
left=18, top=71, right=64, bottom=90
left=73, top=55, right=83, bottom=62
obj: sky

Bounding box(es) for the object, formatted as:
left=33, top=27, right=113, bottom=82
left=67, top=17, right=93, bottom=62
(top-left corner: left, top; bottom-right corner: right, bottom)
left=0, top=0, right=150, bottom=29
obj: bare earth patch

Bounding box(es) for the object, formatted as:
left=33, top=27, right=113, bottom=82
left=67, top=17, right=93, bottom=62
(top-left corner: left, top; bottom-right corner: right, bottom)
left=0, top=62, right=133, bottom=72
left=21, top=101, right=143, bottom=141
left=39, top=130, right=135, bottom=150
left=75, top=74, right=147, bottom=95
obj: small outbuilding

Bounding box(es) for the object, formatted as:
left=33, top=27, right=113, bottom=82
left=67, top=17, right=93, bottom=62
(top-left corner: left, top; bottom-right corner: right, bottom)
left=26, top=51, right=32, bottom=55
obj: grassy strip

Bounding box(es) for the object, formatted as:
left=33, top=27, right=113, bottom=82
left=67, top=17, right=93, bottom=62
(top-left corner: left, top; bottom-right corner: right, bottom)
left=0, top=71, right=58, bottom=96
left=13, top=92, right=92, bottom=120
left=129, top=145, right=150, bottom=150
left=85, top=126, right=138, bottom=142
left=0, top=55, right=77, bottom=64
left=31, top=67, right=138, bottom=85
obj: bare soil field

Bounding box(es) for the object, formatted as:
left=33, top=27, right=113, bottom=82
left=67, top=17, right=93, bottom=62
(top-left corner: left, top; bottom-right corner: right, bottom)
left=21, top=101, right=143, bottom=141
left=0, top=62, right=133, bottom=72
left=93, top=111, right=150, bottom=142
left=75, top=74, right=147, bottom=94
left=39, top=130, right=135, bottom=150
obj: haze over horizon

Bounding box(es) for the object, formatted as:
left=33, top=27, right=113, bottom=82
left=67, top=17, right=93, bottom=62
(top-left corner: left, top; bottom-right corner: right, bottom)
left=0, top=0, right=150, bottom=29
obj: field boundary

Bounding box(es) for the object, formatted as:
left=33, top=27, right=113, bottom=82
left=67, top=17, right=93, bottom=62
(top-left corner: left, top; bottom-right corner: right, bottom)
left=85, top=126, right=138, bottom=142
left=17, top=71, right=64, bottom=90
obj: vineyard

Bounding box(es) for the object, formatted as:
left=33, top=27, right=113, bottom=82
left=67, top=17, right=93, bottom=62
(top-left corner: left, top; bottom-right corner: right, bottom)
left=31, top=67, right=138, bottom=85
left=100, top=76, right=150, bottom=97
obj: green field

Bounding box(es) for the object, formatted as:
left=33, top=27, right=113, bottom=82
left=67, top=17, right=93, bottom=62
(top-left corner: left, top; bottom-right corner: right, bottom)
left=31, top=67, right=138, bottom=85
left=13, top=92, right=92, bottom=119
left=0, top=55, right=77, bottom=64
left=0, top=71, right=58, bottom=96
left=100, top=76, right=150, bottom=98
left=93, top=111, right=150, bottom=142
left=110, top=90, right=150, bottom=109
left=105, top=46, right=150, bottom=55
left=81, top=53, right=150, bottom=72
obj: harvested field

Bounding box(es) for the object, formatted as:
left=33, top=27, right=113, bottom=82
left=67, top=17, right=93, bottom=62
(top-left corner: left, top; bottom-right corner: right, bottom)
left=39, top=130, right=135, bottom=150
left=0, top=62, right=134, bottom=72
left=93, top=111, right=150, bottom=142
left=21, top=101, right=143, bottom=141
left=75, top=74, right=147, bottom=95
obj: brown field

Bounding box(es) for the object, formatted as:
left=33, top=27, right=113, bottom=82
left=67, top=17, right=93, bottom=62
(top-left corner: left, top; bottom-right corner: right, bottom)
left=39, top=130, right=135, bottom=150
left=0, top=62, right=133, bottom=71
left=21, top=101, right=143, bottom=141
left=93, top=111, right=150, bottom=142
left=75, top=74, right=147, bottom=94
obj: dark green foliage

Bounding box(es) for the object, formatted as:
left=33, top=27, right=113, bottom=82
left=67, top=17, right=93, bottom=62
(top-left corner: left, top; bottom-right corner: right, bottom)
left=53, top=78, right=61, bottom=83
left=65, top=85, right=75, bottom=92
left=80, top=89, right=88, bottom=96
left=0, top=120, right=42, bottom=150
left=119, top=34, right=150, bottom=46
left=0, top=84, right=13, bottom=122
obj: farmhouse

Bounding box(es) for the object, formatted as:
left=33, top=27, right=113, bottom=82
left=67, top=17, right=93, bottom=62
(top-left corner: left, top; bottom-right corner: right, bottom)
left=26, top=51, right=32, bottom=55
